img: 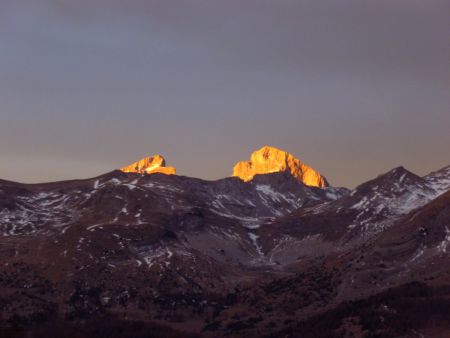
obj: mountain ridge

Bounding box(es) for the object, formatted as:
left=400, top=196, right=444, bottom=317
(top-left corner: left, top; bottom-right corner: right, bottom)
left=1, top=156, right=450, bottom=337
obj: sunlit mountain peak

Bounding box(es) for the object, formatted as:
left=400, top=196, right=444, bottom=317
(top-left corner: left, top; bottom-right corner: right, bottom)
left=233, top=145, right=328, bottom=188
left=120, top=154, right=176, bottom=175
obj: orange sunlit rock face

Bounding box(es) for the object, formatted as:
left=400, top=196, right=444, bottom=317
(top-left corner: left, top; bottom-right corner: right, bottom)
left=233, top=146, right=328, bottom=188
left=120, top=155, right=176, bottom=175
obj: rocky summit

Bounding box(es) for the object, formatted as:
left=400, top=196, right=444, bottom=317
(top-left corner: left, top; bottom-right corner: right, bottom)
left=120, top=154, right=176, bottom=175
left=233, top=146, right=328, bottom=188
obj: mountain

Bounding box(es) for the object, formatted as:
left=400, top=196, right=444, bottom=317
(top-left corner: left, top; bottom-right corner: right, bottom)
left=254, top=166, right=450, bottom=257
left=233, top=146, right=329, bottom=188
left=120, top=154, right=176, bottom=175
left=1, top=157, right=450, bottom=337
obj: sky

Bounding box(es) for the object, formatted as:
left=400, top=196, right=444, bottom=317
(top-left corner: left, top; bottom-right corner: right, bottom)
left=0, top=0, right=449, bottom=188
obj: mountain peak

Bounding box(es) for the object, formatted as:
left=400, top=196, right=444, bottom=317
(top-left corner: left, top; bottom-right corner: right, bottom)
left=380, top=166, right=422, bottom=182
left=232, top=146, right=328, bottom=188
left=120, top=154, right=176, bottom=175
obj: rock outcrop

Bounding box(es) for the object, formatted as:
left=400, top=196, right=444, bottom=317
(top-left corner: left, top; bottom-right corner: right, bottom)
left=120, top=155, right=176, bottom=175
left=233, top=146, right=328, bottom=188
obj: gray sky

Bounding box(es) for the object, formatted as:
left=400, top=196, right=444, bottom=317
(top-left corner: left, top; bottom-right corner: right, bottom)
left=1, top=0, right=449, bottom=187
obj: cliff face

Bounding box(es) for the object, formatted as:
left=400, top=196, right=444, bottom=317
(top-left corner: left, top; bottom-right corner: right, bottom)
left=120, top=155, right=176, bottom=175
left=233, top=146, right=328, bottom=188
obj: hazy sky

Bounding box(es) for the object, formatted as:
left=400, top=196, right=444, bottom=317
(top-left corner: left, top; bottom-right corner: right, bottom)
left=1, top=0, right=449, bottom=187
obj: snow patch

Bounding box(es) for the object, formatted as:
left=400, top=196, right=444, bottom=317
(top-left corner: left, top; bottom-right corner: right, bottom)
left=438, top=227, right=450, bottom=253
left=248, top=232, right=264, bottom=257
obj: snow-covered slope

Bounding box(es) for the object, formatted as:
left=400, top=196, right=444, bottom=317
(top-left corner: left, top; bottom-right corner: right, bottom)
left=424, top=165, right=450, bottom=194
left=258, top=166, right=450, bottom=252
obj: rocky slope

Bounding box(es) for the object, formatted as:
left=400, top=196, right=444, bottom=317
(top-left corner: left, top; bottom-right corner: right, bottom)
left=1, top=160, right=450, bottom=337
